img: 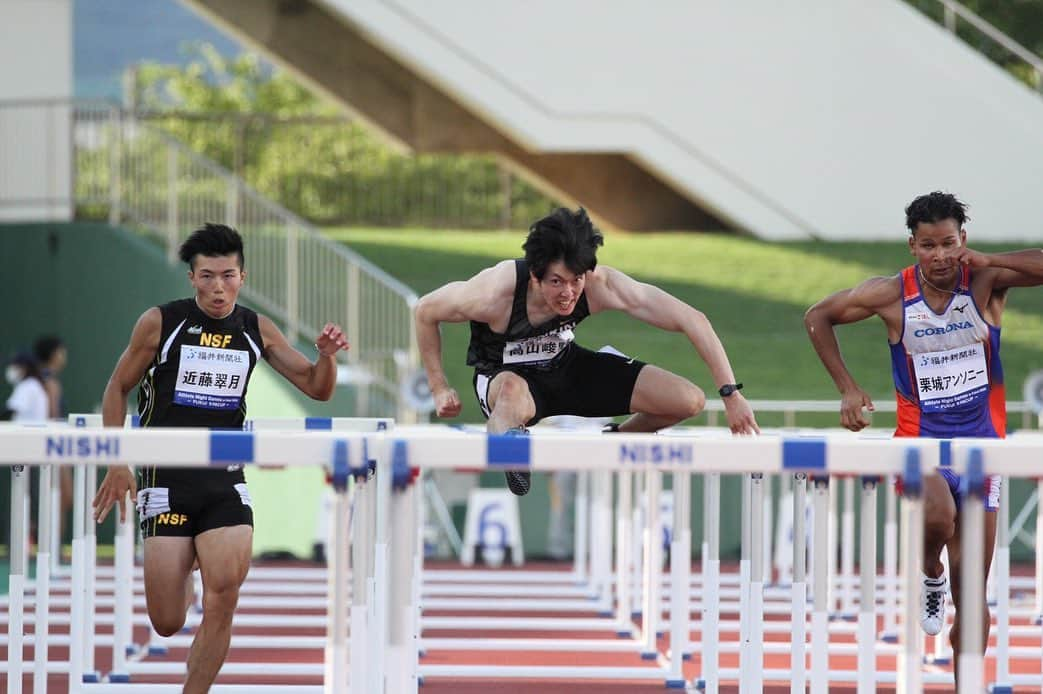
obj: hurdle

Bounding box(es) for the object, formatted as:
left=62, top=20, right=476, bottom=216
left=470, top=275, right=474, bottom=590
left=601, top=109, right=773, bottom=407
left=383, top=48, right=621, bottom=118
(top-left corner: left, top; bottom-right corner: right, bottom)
left=0, top=424, right=380, bottom=693
left=371, top=429, right=962, bottom=692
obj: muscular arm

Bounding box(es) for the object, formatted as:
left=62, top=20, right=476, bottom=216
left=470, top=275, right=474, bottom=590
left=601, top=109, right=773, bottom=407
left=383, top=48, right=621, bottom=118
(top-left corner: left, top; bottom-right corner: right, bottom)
left=804, top=275, right=900, bottom=430
left=259, top=317, right=349, bottom=401
left=94, top=308, right=161, bottom=523
left=414, top=261, right=513, bottom=417
left=954, top=247, right=1043, bottom=290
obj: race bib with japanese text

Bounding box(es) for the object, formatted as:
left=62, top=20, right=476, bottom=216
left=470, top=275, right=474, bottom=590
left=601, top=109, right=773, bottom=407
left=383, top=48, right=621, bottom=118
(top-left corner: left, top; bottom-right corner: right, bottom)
left=502, top=328, right=574, bottom=365
left=174, top=345, right=250, bottom=410
left=912, top=342, right=988, bottom=413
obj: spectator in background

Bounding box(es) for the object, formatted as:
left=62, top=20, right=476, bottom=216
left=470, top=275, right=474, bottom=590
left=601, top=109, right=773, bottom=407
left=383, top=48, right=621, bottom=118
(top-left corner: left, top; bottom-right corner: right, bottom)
left=33, top=335, right=68, bottom=419
left=34, top=335, right=74, bottom=526
left=4, top=352, right=49, bottom=422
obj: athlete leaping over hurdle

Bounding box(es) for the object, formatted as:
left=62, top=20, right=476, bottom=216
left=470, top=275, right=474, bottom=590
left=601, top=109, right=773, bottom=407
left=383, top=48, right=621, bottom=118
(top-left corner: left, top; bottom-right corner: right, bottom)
left=91, top=224, right=349, bottom=694
left=414, top=207, right=759, bottom=496
left=805, top=191, right=1043, bottom=686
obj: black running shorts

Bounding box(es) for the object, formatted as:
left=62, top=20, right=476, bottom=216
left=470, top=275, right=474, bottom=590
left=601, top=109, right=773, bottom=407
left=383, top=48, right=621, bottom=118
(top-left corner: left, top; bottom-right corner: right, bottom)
left=136, top=468, right=254, bottom=538
left=473, top=344, right=646, bottom=425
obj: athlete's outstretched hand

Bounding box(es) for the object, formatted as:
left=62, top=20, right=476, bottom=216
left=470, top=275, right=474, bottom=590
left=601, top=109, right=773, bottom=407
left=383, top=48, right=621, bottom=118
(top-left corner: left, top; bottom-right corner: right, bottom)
left=840, top=387, right=875, bottom=431
left=723, top=393, right=760, bottom=435
left=93, top=465, right=137, bottom=524
left=316, top=322, right=350, bottom=357
left=433, top=385, right=462, bottom=418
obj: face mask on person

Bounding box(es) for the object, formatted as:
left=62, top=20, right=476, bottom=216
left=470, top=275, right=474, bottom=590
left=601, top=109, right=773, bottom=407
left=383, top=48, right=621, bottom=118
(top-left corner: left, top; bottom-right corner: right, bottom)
left=5, top=365, right=23, bottom=385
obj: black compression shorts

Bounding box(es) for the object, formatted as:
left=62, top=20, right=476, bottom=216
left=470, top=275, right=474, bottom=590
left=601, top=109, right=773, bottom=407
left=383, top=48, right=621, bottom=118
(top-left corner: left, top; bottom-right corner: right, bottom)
left=136, top=468, right=254, bottom=538
left=473, top=344, right=646, bottom=425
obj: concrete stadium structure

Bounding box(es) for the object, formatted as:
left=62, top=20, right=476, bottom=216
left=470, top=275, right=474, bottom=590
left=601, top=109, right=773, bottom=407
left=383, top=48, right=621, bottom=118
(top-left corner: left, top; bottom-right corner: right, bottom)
left=182, top=0, right=1043, bottom=241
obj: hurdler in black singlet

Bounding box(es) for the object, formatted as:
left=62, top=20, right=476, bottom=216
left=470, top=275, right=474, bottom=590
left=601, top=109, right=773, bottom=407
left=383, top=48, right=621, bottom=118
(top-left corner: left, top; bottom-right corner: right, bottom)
left=136, top=298, right=263, bottom=537
left=466, top=259, right=644, bottom=423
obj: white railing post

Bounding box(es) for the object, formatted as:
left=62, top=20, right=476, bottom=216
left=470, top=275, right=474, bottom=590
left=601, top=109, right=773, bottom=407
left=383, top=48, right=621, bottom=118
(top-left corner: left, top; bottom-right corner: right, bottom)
left=108, top=107, right=122, bottom=226
left=286, top=225, right=300, bottom=345
left=166, top=144, right=179, bottom=263
left=225, top=175, right=238, bottom=230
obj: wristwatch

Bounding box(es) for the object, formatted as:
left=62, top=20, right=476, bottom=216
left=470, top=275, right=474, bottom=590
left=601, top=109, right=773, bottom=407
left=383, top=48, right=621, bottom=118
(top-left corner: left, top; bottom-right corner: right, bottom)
left=718, top=383, right=743, bottom=398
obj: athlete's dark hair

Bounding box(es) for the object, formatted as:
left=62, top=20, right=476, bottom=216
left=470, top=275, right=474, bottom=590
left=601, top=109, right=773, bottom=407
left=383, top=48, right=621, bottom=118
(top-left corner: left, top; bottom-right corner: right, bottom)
left=178, top=223, right=245, bottom=269
left=32, top=335, right=64, bottom=364
left=522, top=207, right=604, bottom=280
left=905, top=192, right=968, bottom=234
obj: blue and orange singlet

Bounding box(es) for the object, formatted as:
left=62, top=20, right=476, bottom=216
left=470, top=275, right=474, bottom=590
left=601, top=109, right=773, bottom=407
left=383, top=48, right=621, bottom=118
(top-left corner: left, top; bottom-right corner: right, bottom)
left=889, top=265, right=1005, bottom=439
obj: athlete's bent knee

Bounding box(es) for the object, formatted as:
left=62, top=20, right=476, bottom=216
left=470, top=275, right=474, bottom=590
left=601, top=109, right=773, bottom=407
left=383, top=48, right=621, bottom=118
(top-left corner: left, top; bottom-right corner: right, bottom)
left=151, top=611, right=187, bottom=637
left=202, top=585, right=241, bottom=620
left=495, top=374, right=528, bottom=403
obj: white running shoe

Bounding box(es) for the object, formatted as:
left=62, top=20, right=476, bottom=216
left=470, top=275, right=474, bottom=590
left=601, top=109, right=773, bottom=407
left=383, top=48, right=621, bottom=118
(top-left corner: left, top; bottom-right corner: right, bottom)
left=920, top=573, right=948, bottom=636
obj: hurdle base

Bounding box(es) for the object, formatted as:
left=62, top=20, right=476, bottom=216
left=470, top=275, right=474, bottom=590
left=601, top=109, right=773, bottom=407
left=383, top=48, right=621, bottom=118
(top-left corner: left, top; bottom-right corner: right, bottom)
left=83, top=671, right=101, bottom=683
left=107, top=673, right=131, bottom=683
left=988, top=684, right=1013, bottom=694
left=597, top=610, right=613, bottom=617
left=616, top=630, right=633, bottom=638
left=694, top=678, right=706, bottom=691
left=148, top=645, right=169, bottom=656
left=665, top=678, right=687, bottom=689
left=879, top=631, right=898, bottom=643
left=640, top=651, right=658, bottom=660
left=924, top=655, right=951, bottom=666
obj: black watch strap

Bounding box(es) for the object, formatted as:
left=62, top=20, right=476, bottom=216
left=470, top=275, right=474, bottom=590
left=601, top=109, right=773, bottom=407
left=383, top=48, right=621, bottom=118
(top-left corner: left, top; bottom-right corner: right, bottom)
left=718, top=382, right=743, bottom=397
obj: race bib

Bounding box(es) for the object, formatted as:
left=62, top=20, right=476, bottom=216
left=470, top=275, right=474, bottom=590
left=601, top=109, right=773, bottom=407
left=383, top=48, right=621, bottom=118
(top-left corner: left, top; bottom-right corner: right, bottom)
left=174, top=345, right=249, bottom=410
left=502, top=328, right=574, bottom=365
left=912, top=342, right=988, bottom=413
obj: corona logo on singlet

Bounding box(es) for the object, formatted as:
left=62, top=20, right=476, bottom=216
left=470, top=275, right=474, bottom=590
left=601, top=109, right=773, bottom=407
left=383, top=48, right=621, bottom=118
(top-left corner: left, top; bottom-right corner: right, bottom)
left=913, top=321, right=973, bottom=338
left=199, top=332, right=233, bottom=348
left=155, top=513, right=189, bottom=526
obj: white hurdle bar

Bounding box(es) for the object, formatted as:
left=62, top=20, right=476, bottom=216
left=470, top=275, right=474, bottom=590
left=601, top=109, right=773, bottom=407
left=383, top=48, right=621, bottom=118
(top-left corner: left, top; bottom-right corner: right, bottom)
left=0, top=425, right=381, bottom=694
left=381, top=430, right=950, bottom=692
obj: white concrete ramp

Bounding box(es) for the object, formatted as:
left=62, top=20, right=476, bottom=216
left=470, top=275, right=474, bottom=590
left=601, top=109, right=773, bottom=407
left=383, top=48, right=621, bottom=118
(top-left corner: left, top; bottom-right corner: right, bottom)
left=188, top=0, right=1043, bottom=241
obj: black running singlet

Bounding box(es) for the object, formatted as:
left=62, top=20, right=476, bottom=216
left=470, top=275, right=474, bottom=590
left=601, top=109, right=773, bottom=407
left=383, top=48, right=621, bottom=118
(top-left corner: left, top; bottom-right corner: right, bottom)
left=466, top=259, right=590, bottom=374
left=137, top=299, right=264, bottom=429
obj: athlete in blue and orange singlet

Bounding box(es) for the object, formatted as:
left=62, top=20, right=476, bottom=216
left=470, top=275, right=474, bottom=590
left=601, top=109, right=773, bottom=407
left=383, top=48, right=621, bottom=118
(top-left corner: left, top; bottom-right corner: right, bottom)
left=805, top=191, right=1043, bottom=685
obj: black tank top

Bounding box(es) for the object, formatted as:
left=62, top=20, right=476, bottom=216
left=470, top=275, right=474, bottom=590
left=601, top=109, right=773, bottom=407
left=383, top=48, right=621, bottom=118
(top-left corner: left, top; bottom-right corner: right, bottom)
left=138, top=299, right=264, bottom=429
left=466, top=259, right=590, bottom=374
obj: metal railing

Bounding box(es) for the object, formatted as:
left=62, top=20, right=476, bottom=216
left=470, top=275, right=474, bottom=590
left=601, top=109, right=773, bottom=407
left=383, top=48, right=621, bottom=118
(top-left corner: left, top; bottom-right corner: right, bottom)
left=5, top=99, right=420, bottom=420
left=924, top=0, right=1042, bottom=92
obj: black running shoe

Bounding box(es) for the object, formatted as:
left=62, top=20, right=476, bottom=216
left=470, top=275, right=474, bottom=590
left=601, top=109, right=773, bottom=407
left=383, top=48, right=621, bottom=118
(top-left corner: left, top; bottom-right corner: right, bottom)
left=502, top=426, right=531, bottom=496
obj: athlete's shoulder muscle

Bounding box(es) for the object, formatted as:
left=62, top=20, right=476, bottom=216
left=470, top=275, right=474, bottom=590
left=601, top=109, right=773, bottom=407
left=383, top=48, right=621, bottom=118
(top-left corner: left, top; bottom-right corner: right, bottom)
left=418, top=260, right=516, bottom=324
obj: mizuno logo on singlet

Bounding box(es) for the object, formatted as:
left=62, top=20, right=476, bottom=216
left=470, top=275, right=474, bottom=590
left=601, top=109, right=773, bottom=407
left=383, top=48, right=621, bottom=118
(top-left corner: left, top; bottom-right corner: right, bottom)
left=913, top=321, right=973, bottom=338
left=953, top=304, right=968, bottom=313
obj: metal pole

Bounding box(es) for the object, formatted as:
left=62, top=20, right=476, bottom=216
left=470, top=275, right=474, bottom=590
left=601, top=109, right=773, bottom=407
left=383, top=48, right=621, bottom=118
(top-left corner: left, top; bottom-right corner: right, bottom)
left=810, top=477, right=829, bottom=694
left=992, top=476, right=1011, bottom=692
left=898, top=451, right=924, bottom=694
left=857, top=478, right=878, bottom=693
left=8, top=466, right=28, bottom=694
left=881, top=475, right=899, bottom=641
left=614, top=470, right=633, bottom=635
left=958, top=448, right=986, bottom=693
left=667, top=471, right=691, bottom=687
left=700, top=472, right=721, bottom=694
left=791, top=473, right=807, bottom=694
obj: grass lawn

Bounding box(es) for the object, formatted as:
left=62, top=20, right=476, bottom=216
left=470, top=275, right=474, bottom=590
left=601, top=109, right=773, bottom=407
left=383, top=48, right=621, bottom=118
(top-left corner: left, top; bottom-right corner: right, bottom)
left=324, top=228, right=1043, bottom=428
